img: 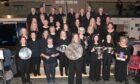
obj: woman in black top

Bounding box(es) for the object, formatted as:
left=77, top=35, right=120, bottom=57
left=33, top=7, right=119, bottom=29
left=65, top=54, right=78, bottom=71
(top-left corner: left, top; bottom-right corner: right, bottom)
left=102, top=34, right=114, bottom=81
left=105, top=22, right=118, bottom=46
left=57, top=30, right=70, bottom=76
left=18, top=36, right=32, bottom=84
left=28, top=32, right=41, bottom=76
left=41, top=37, right=59, bottom=84
left=89, top=34, right=102, bottom=82
left=115, top=36, right=131, bottom=83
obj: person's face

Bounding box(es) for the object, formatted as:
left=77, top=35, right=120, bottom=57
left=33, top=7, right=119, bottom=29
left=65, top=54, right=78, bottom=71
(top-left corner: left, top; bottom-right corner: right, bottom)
left=73, top=34, right=79, bottom=43
left=75, top=20, right=80, bottom=25
left=40, top=7, right=45, bottom=13
left=59, top=7, right=63, bottom=13
left=32, top=18, right=37, bottom=24
left=99, top=8, right=103, bottom=14
left=22, top=29, right=27, bottom=35
left=63, top=24, right=68, bottom=31
left=87, top=6, right=91, bottom=12
left=108, top=24, right=113, bottom=30
left=75, top=13, right=79, bottom=18
left=61, top=31, right=66, bottom=38
left=94, top=35, right=99, bottom=42
left=86, top=12, right=90, bottom=17
left=31, top=33, right=36, bottom=39
left=106, top=17, right=111, bottom=23
left=47, top=39, right=53, bottom=45
left=31, top=8, right=36, bottom=14
left=20, top=37, right=26, bottom=44
left=56, top=22, right=60, bottom=27
left=96, top=17, right=101, bottom=22
left=80, top=8, right=84, bottom=14
left=50, top=27, right=55, bottom=33
left=43, top=31, right=49, bottom=38
left=106, top=35, right=112, bottom=41
left=43, top=20, right=48, bottom=25
left=120, top=39, right=127, bottom=46
left=40, top=14, right=45, bottom=20
left=70, top=8, right=74, bottom=13
left=49, top=16, right=54, bottom=21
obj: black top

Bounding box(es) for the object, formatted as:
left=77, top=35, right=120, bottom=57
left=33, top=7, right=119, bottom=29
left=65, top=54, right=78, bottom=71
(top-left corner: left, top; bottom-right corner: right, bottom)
left=114, top=44, right=131, bottom=63
left=42, top=45, right=58, bottom=63
left=28, top=39, right=41, bottom=58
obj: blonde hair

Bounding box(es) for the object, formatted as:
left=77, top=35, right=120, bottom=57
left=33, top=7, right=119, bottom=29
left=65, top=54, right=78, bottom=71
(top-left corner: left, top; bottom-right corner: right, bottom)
left=120, top=36, right=128, bottom=43
left=78, top=27, right=85, bottom=34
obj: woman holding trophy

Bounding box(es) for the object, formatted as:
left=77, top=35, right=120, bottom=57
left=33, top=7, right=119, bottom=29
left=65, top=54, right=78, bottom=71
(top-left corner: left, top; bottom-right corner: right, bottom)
left=18, top=36, right=32, bottom=84
left=102, top=34, right=114, bottom=81
left=89, top=34, right=102, bottom=82
left=57, top=30, right=70, bottom=76
left=115, top=36, right=131, bottom=83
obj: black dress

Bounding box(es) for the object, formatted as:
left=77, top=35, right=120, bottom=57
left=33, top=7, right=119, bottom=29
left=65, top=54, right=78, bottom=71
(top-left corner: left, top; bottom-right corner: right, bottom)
left=102, top=42, right=114, bottom=81
left=57, top=38, right=70, bottom=76
left=89, top=43, right=102, bottom=81
left=114, top=44, right=131, bottom=82
left=18, top=46, right=31, bottom=84
left=28, top=39, right=41, bottom=76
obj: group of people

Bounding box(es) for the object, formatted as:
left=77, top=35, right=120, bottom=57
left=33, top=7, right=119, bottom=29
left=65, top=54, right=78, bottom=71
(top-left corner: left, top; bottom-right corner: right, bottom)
left=16, top=6, right=131, bottom=84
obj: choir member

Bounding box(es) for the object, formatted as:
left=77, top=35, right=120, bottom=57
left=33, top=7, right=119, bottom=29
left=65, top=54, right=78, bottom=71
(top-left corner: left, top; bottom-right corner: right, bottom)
left=78, top=27, right=88, bottom=74
left=65, top=33, right=83, bottom=84
left=19, top=27, right=28, bottom=39
left=79, top=8, right=86, bottom=27
left=57, top=7, right=65, bottom=25
left=67, top=8, right=75, bottom=28
left=71, top=19, right=81, bottom=33
left=38, top=7, right=48, bottom=20
left=87, top=6, right=96, bottom=18
left=27, top=7, right=38, bottom=29
left=97, top=7, right=106, bottom=26
left=18, top=36, right=32, bottom=84
left=57, top=31, right=70, bottom=76
left=49, top=7, right=57, bottom=22
left=102, top=34, right=114, bottom=81
left=96, top=16, right=104, bottom=40
left=55, top=21, right=62, bottom=37
left=38, top=14, right=46, bottom=37
left=89, top=18, right=99, bottom=34
left=42, top=20, right=49, bottom=32
left=89, top=34, right=102, bottom=82
left=85, top=12, right=91, bottom=31
left=28, top=32, right=41, bottom=76
left=49, top=26, right=57, bottom=45
left=114, top=36, right=131, bottom=83
left=63, top=24, right=72, bottom=40
left=106, top=22, right=118, bottom=45
left=49, top=16, right=55, bottom=26
left=41, top=37, right=59, bottom=84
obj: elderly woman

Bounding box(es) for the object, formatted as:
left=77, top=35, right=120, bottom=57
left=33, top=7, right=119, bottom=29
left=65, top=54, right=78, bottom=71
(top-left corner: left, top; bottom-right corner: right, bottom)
left=115, top=36, right=131, bottom=83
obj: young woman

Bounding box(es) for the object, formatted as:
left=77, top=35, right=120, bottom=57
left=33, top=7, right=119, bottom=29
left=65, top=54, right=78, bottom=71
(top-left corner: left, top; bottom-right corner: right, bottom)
left=57, top=31, right=70, bottom=76
left=115, top=36, right=131, bottom=83
left=41, top=37, right=59, bottom=84
left=102, top=34, right=114, bottom=81
left=18, top=36, right=32, bottom=84
left=65, top=33, right=83, bottom=84
left=105, top=22, right=118, bottom=45
left=89, top=34, right=102, bottom=82
left=28, top=32, right=41, bottom=76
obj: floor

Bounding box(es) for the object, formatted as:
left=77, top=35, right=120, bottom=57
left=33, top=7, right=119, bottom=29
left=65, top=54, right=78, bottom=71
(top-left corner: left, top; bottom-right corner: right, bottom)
left=11, top=76, right=136, bottom=84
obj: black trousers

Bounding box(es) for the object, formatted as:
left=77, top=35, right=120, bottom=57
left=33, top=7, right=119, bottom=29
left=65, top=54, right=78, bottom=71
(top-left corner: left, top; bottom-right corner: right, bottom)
left=89, top=56, right=101, bottom=81
left=68, top=58, right=83, bottom=84
left=115, top=60, right=127, bottom=82
left=59, top=53, right=69, bottom=76
left=31, top=57, right=41, bottom=75
left=19, top=59, right=31, bottom=83
left=102, top=53, right=112, bottom=80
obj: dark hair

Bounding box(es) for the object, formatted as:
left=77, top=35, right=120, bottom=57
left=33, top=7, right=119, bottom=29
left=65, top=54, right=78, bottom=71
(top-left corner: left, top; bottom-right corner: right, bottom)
left=104, top=34, right=114, bottom=46
left=92, top=34, right=100, bottom=43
